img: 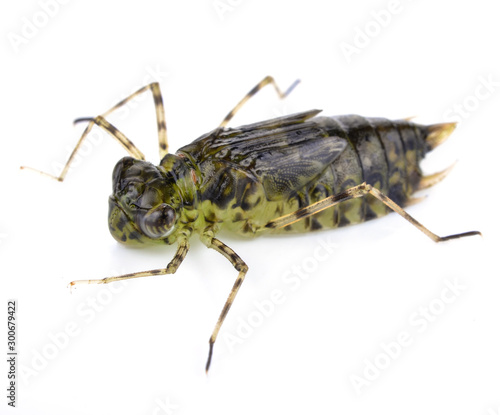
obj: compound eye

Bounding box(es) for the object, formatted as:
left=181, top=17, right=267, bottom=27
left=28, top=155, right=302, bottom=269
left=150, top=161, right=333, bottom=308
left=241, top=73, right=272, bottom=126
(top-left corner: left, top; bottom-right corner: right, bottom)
left=139, top=203, right=176, bottom=239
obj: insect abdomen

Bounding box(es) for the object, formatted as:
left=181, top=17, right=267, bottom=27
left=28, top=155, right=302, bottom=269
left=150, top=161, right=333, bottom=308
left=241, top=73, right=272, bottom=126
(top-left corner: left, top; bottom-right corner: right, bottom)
left=187, top=112, right=455, bottom=236
left=277, top=114, right=454, bottom=233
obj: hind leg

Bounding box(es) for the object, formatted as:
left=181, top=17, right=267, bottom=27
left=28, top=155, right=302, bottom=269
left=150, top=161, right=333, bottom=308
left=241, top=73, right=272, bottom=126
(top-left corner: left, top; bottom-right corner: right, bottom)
left=266, top=182, right=481, bottom=242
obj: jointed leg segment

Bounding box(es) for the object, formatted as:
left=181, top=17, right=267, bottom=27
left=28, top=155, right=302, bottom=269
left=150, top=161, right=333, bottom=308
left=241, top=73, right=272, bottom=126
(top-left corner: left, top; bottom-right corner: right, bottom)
left=22, top=76, right=297, bottom=180
left=266, top=182, right=481, bottom=242
left=214, top=75, right=300, bottom=136
left=74, top=116, right=145, bottom=160
left=84, top=82, right=168, bottom=157
left=69, top=239, right=189, bottom=287
left=21, top=82, right=168, bottom=181
left=201, top=234, right=248, bottom=373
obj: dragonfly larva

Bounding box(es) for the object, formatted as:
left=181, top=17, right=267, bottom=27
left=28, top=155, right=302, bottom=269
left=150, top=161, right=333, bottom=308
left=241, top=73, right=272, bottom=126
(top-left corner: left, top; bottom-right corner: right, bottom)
left=21, top=76, right=481, bottom=372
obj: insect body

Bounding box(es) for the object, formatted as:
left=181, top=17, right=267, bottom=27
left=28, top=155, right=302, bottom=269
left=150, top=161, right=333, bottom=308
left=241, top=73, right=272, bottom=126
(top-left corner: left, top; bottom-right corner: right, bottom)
left=110, top=111, right=451, bottom=244
left=21, top=77, right=480, bottom=372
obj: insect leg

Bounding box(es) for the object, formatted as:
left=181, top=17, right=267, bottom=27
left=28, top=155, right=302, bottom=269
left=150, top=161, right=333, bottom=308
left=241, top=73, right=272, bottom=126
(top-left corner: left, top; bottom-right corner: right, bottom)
left=214, top=76, right=300, bottom=135
left=100, top=82, right=168, bottom=158
left=201, top=234, right=248, bottom=373
left=266, top=182, right=481, bottom=242
left=74, top=116, right=145, bottom=160
left=21, top=82, right=168, bottom=181
left=68, top=238, right=189, bottom=287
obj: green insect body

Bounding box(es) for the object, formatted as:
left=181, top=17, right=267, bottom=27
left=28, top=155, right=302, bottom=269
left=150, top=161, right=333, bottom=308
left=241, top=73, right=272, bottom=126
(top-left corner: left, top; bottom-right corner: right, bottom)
left=108, top=110, right=453, bottom=246
left=22, top=77, right=479, bottom=372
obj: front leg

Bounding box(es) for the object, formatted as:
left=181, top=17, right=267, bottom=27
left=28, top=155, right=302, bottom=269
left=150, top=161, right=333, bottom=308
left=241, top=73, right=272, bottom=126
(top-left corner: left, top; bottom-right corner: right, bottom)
left=21, top=82, right=168, bottom=181
left=200, top=231, right=248, bottom=373
left=68, top=238, right=190, bottom=287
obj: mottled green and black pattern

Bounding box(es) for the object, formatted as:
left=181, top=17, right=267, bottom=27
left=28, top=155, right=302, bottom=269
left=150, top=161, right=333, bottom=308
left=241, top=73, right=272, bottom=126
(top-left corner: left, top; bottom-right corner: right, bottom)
left=24, top=77, right=479, bottom=373
left=107, top=109, right=454, bottom=245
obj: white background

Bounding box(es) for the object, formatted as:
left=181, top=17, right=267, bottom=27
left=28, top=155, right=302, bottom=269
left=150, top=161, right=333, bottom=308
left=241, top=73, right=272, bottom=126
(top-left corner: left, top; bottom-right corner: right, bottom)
left=1, top=1, right=499, bottom=414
